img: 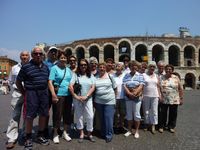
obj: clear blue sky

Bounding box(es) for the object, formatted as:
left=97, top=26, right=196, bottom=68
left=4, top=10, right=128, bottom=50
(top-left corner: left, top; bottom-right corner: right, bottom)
left=0, top=0, right=200, bottom=62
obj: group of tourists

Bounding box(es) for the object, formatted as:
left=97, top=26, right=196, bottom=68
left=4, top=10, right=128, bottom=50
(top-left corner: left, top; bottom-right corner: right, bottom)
left=5, top=46, right=184, bottom=150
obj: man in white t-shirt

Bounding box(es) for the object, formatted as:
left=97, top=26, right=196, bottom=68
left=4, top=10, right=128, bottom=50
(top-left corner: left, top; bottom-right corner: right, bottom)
left=6, top=51, right=30, bottom=149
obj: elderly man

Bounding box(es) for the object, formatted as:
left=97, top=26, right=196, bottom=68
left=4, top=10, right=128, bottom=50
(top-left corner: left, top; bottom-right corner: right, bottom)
left=6, top=51, right=30, bottom=149
left=16, top=46, right=50, bottom=149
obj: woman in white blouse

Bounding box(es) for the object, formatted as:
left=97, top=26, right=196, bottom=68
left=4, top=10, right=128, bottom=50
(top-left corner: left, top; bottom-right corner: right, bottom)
left=142, top=61, right=161, bottom=134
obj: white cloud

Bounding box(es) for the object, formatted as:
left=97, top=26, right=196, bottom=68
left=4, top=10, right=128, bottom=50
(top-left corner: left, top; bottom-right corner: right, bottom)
left=0, top=48, right=21, bottom=62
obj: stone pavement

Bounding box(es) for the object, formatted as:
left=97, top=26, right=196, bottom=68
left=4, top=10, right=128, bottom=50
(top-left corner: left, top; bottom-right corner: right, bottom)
left=0, top=90, right=200, bottom=150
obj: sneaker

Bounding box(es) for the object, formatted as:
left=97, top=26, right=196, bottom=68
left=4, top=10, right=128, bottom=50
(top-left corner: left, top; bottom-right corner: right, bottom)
left=158, top=128, right=164, bottom=133
left=134, top=132, right=140, bottom=139
left=124, top=131, right=132, bottom=137
left=143, top=128, right=148, bottom=131
left=105, top=138, right=112, bottom=143
left=169, top=128, right=175, bottom=133
left=6, top=141, right=16, bottom=149
left=44, top=128, right=50, bottom=139
left=63, top=131, right=72, bottom=141
left=87, top=135, right=95, bottom=142
left=37, top=136, right=49, bottom=146
left=53, top=135, right=59, bottom=144
left=24, top=139, right=33, bottom=150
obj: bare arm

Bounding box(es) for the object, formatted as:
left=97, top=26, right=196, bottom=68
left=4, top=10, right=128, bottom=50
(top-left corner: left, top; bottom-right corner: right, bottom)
left=48, top=80, right=58, bottom=103
left=178, top=82, right=184, bottom=105
left=80, top=84, right=95, bottom=101
left=69, top=83, right=81, bottom=101
left=15, top=80, right=25, bottom=96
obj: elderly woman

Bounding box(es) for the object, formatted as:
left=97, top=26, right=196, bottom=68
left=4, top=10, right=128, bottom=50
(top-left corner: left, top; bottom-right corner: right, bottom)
left=159, top=64, right=183, bottom=133
left=113, top=62, right=126, bottom=133
left=123, top=60, right=145, bottom=139
left=89, top=56, right=99, bottom=77
left=69, top=59, right=95, bottom=143
left=142, top=61, right=161, bottom=134
left=48, top=50, right=73, bottom=144
left=69, top=55, right=77, bottom=72
left=94, top=62, right=117, bottom=143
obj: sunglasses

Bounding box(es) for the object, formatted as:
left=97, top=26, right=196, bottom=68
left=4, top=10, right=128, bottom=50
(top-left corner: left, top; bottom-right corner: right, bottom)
left=33, top=52, right=43, bottom=56
left=50, top=51, right=57, bottom=54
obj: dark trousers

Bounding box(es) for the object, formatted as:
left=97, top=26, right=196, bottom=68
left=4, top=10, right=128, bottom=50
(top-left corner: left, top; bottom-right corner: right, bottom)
left=160, top=104, right=178, bottom=129
left=95, top=103, right=115, bottom=140
left=52, top=95, right=72, bottom=129
left=157, top=102, right=163, bottom=128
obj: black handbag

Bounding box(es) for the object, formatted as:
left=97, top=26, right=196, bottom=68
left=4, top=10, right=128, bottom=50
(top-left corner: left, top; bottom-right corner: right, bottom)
left=73, top=76, right=81, bottom=95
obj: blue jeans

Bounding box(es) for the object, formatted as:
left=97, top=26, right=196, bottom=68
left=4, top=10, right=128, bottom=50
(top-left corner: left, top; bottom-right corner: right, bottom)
left=95, top=103, right=115, bottom=140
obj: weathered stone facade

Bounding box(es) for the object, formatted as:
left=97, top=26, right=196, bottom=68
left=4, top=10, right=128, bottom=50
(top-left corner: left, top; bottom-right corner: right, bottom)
left=46, top=36, right=200, bottom=89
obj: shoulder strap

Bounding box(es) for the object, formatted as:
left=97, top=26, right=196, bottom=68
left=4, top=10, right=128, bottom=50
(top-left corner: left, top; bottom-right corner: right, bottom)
left=108, top=74, right=115, bottom=89
left=58, top=68, right=66, bottom=86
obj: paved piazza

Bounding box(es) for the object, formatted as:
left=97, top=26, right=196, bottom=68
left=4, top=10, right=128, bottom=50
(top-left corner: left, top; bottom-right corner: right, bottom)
left=0, top=90, right=200, bottom=150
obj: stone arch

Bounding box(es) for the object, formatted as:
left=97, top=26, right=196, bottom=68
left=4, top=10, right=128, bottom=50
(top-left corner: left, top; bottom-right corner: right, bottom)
left=75, top=45, right=86, bottom=61
left=134, top=43, right=148, bottom=62
left=103, top=43, right=115, bottom=61
left=198, top=45, right=200, bottom=64
left=88, top=44, right=100, bottom=61
left=117, top=39, right=132, bottom=61
left=184, top=73, right=196, bottom=89
left=183, top=45, right=195, bottom=66
left=64, top=47, right=73, bottom=57
left=151, top=43, right=165, bottom=63
left=168, top=45, right=180, bottom=66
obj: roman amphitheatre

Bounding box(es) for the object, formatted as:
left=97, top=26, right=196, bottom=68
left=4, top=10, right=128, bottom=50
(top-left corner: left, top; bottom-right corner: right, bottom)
left=44, top=27, right=200, bottom=89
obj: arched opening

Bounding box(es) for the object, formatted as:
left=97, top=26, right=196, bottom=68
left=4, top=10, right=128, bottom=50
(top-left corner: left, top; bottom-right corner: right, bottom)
left=135, top=44, right=147, bottom=62
left=118, top=41, right=131, bottom=61
left=197, top=75, right=200, bottom=89
left=199, top=49, right=200, bottom=64
left=65, top=48, right=72, bottom=57
left=184, top=46, right=195, bottom=66
left=152, top=45, right=164, bottom=63
left=89, top=46, right=99, bottom=61
left=184, top=73, right=196, bottom=89
left=168, top=45, right=180, bottom=66
left=76, top=47, right=85, bottom=61
left=104, top=45, right=114, bottom=61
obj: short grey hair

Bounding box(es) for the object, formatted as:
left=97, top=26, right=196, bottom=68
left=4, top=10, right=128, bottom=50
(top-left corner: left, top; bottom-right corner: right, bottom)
left=89, top=56, right=98, bottom=64
left=157, top=60, right=165, bottom=66
left=31, top=46, right=45, bottom=55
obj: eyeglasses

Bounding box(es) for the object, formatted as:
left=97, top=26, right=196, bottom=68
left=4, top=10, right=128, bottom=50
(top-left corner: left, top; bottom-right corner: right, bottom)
left=33, top=52, right=43, bottom=56
left=80, top=64, right=87, bottom=66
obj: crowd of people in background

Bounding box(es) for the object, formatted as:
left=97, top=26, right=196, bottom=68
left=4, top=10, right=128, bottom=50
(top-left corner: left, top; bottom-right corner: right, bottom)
left=5, top=46, right=184, bottom=150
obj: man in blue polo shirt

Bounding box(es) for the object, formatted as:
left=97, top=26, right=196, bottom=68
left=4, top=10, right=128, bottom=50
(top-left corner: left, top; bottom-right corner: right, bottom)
left=16, top=46, right=50, bottom=150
